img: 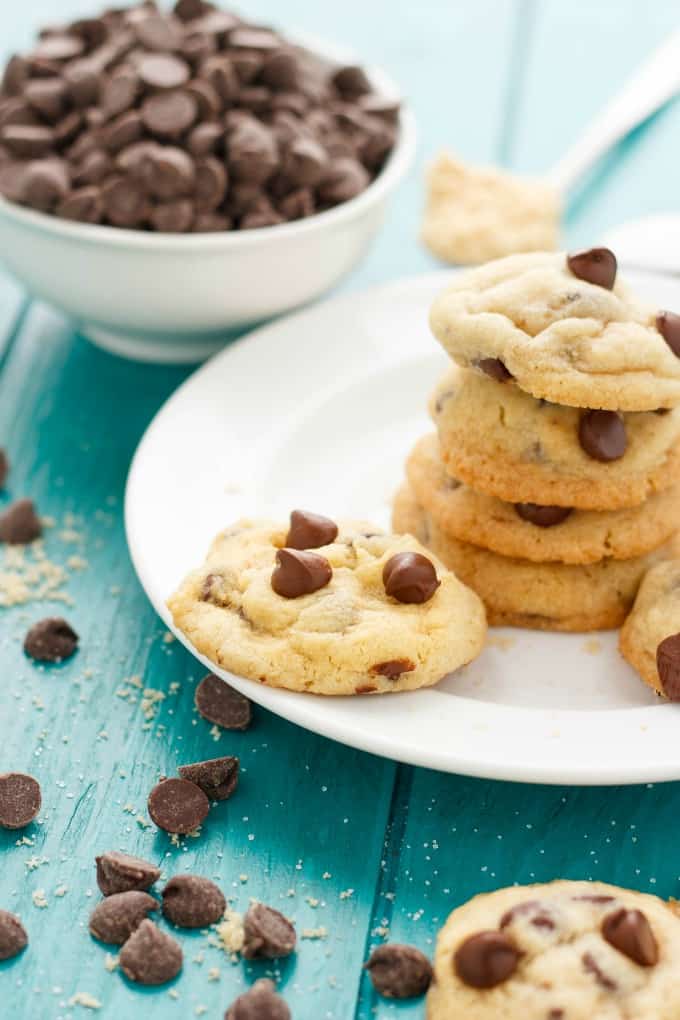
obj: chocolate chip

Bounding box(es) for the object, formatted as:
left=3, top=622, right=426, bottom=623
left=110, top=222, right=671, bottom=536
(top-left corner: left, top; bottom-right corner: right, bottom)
left=332, top=64, right=372, bottom=97
left=0, top=450, right=8, bottom=487
left=0, top=910, right=27, bottom=960
left=161, top=874, right=225, bottom=928
left=195, top=673, right=252, bottom=730
left=286, top=509, right=338, bottom=550
left=141, top=89, right=197, bottom=139
left=2, top=56, right=29, bottom=97
left=365, top=943, right=433, bottom=999
left=100, top=68, right=139, bottom=117
left=656, top=310, right=680, bottom=358
left=515, top=503, right=573, bottom=527
left=454, top=931, right=520, bottom=988
left=24, top=617, right=78, bottom=662
left=34, top=34, right=85, bottom=62
left=149, top=199, right=194, bottom=232
left=20, top=158, right=70, bottom=212
left=499, top=900, right=555, bottom=931
left=370, top=659, right=416, bottom=679
left=578, top=410, right=627, bottom=462
left=317, top=156, right=369, bottom=204
left=582, top=951, right=616, bottom=990
left=96, top=850, right=161, bottom=897
left=0, top=772, right=41, bottom=829
left=147, top=777, right=209, bottom=834
left=89, top=890, right=159, bottom=944
left=101, top=175, right=148, bottom=227
left=227, top=117, right=278, bottom=183
left=200, top=55, right=239, bottom=102
left=271, top=547, right=332, bottom=599
left=475, top=357, right=513, bottom=382
left=0, top=498, right=42, bottom=543
left=230, top=28, right=280, bottom=52
left=567, top=247, right=617, bottom=289
left=656, top=633, right=680, bottom=700
left=1, top=124, right=54, bottom=158
left=119, top=919, right=183, bottom=985
left=226, top=978, right=290, bottom=1020
left=282, top=136, right=327, bottom=187
left=137, top=52, right=190, bottom=90
left=601, top=908, right=658, bottom=966
left=185, top=78, right=221, bottom=119
left=134, top=13, right=184, bottom=52
left=195, top=155, right=227, bottom=210
left=101, top=110, right=144, bottom=152
left=147, top=146, right=195, bottom=198
left=187, top=120, right=223, bottom=156
left=261, top=50, right=299, bottom=91
left=57, top=185, right=103, bottom=223
left=242, top=902, right=296, bottom=959
left=278, top=187, right=314, bottom=220
left=178, top=756, right=239, bottom=801
left=25, top=78, right=68, bottom=123
left=383, top=552, right=440, bottom=605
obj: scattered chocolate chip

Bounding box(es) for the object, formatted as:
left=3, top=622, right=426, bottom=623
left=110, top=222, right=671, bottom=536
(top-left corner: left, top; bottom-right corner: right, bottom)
left=119, top=919, right=183, bottom=985
left=178, top=756, right=239, bottom=801
left=0, top=910, right=27, bottom=960
left=271, top=547, right=332, bottom=599
left=0, top=450, right=8, bottom=487
left=24, top=617, right=78, bottom=662
left=242, top=902, right=296, bottom=959
left=195, top=673, right=252, bottom=730
left=656, top=310, right=680, bottom=358
left=226, top=978, right=290, bottom=1020
left=383, top=552, right=440, bottom=605
left=286, top=509, right=338, bottom=550
left=515, top=503, right=573, bottom=527
left=602, top=908, right=658, bottom=966
left=454, top=931, right=519, bottom=989
left=0, top=498, right=42, bottom=544
left=365, top=943, right=433, bottom=999
left=578, top=410, right=627, bottom=462
left=96, top=850, right=161, bottom=896
left=474, top=357, right=513, bottom=382
left=370, top=659, right=416, bottom=679
left=582, top=951, right=616, bottom=990
left=89, top=890, right=158, bottom=944
left=657, top=633, right=680, bottom=701
left=0, top=772, right=41, bottom=829
left=566, top=247, right=617, bottom=289
left=161, top=874, right=225, bottom=928
left=147, top=777, right=209, bottom=834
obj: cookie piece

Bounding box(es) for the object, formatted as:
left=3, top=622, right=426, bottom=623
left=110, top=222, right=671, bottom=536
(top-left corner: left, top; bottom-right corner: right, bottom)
left=427, top=880, right=680, bottom=1020
left=432, top=368, right=680, bottom=510
left=408, top=434, right=680, bottom=564
left=393, top=484, right=668, bottom=632
left=168, top=517, right=486, bottom=695
left=620, top=560, right=680, bottom=699
left=429, top=251, right=680, bottom=410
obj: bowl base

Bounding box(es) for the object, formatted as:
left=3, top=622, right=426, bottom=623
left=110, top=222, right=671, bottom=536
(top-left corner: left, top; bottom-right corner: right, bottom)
left=83, top=323, right=230, bottom=363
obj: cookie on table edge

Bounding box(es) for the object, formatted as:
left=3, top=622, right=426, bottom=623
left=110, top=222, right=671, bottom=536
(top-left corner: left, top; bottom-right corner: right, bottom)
left=620, top=560, right=680, bottom=700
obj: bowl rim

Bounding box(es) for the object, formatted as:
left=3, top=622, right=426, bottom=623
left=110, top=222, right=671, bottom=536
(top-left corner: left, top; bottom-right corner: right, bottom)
left=0, top=36, right=417, bottom=251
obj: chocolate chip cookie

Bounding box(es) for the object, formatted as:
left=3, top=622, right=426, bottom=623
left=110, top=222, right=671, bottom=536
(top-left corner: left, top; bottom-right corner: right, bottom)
left=427, top=880, right=680, bottom=1020
left=619, top=560, right=680, bottom=700
left=168, top=512, right=486, bottom=695
left=429, top=250, right=680, bottom=411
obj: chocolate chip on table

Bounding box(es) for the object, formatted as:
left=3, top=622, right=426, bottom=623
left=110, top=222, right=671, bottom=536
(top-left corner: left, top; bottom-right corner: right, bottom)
left=0, top=498, right=41, bottom=543
left=242, top=902, right=296, bottom=959
left=226, top=978, right=291, bottom=1020
left=286, top=509, right=338, bottom=550
left=96, top=850, right=161, bottom=897
left=195, top=674, right=252, bottom=730
left=566, top=247, right=617, bottom=289
left=383, top=552, right=440, bottom=605
left=89, top=890, right=159, bottom=945
left=515, top=503, right=573, bottom=528
left=454, top=930, right=520, bottom=988
left=365, top=943, right=433, bottom=999
left=656, top=633, right=680, bottom=701
left=178, top=756, right=239, bottom=801
left=119, top=919, right=183, bottom=985
left=656, top=310, right=680, bottom=358
left=271, top=547, right=332, bottom=599
left=601, top=908, right=658, bottom=966
left=161, top=874, right=226, bottom=928
left=0, top=772, right=41, bottom=829
left=0, top=449, right=8, bottom=488
left=474, top=357, right=513, bottom=382
left=147, top=777, right=209, bottom=834
left=0, top=910, right=28, bottom=961
left=24, top=617, right=78, bottom=663
left=578, top=410, right=627, bottom=462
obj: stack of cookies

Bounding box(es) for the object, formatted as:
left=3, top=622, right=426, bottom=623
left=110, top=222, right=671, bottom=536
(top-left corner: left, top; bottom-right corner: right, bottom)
left=393, top=248, right=680, bottom=631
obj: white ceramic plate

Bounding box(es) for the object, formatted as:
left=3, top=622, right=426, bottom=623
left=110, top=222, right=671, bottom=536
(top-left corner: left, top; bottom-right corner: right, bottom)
left=126, top=270, right=680, bottom=785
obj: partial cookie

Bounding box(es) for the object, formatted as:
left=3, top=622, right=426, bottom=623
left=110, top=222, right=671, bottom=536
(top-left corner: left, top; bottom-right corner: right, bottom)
left=168, top=514, right=486, bottom=696
left=393, top=483, right=667, bottom=632
left=620, top=560, right=680, bottom=700
left=427, top=879, right=680, bottom=1020
left=408, top=433, right=680, bottom=565
left=429, top=250, right=680, bottom=410
left=431, top=368, right=680, bottom=510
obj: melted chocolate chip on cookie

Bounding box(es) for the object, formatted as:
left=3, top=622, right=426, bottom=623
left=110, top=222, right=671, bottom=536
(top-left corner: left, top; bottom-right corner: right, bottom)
left=474, top=357, right=513, bottom=382
left=454, top=930, right=520, bottom=988
left=578, top=410, right=627, bottom=462
left=271, top=547, right=332, bottom=598
left=567, top=247, right=617, bottom=289
left=657, top=633, right=680, bottom=701
left=657, top=310, right=680, bottom=358
left=515, top=504, right=573, bottom=527
left=286, top=509, right=338, bottom=550
left=601, top=908, right=658, bottom=966
left=383, top=552, right=439, bottom=604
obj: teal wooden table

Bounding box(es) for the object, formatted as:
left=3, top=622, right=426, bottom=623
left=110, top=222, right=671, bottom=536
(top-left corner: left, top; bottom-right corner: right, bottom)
left=2, top=2, right=680, bottom=1017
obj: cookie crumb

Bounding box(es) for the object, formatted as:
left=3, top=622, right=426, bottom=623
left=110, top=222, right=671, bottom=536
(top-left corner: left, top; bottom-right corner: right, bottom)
left=68, top=992, right=101, bottom=1010
left=583, top=638, right=602, bottom=655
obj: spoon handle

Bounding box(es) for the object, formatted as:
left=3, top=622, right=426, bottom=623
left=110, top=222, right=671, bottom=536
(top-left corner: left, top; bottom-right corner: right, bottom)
left=546, top=29, right=680, bottom=196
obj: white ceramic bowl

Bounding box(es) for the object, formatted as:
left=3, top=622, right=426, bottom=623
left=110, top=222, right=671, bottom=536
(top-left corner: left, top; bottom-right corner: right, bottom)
left=0, top=51, right=415, bottom=363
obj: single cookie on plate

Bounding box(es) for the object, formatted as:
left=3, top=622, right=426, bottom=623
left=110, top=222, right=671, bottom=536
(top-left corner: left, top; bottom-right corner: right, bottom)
left=431, top=368, right=680, bottom=510
left=407, top=433, right=680, bottom=565
left=168, top=511, right=487, bottom=696
left=427, top=879, right=680, bottom=1020
left=620, top=560, right=680, bottom=700
left=429, top=249, right=680, bottom=410
left=393, top=483, right=668, bottom=632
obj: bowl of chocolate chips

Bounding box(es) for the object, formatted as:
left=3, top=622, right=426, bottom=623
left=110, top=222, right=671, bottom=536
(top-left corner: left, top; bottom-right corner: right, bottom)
left=0, top=1, right=414, bottom=362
